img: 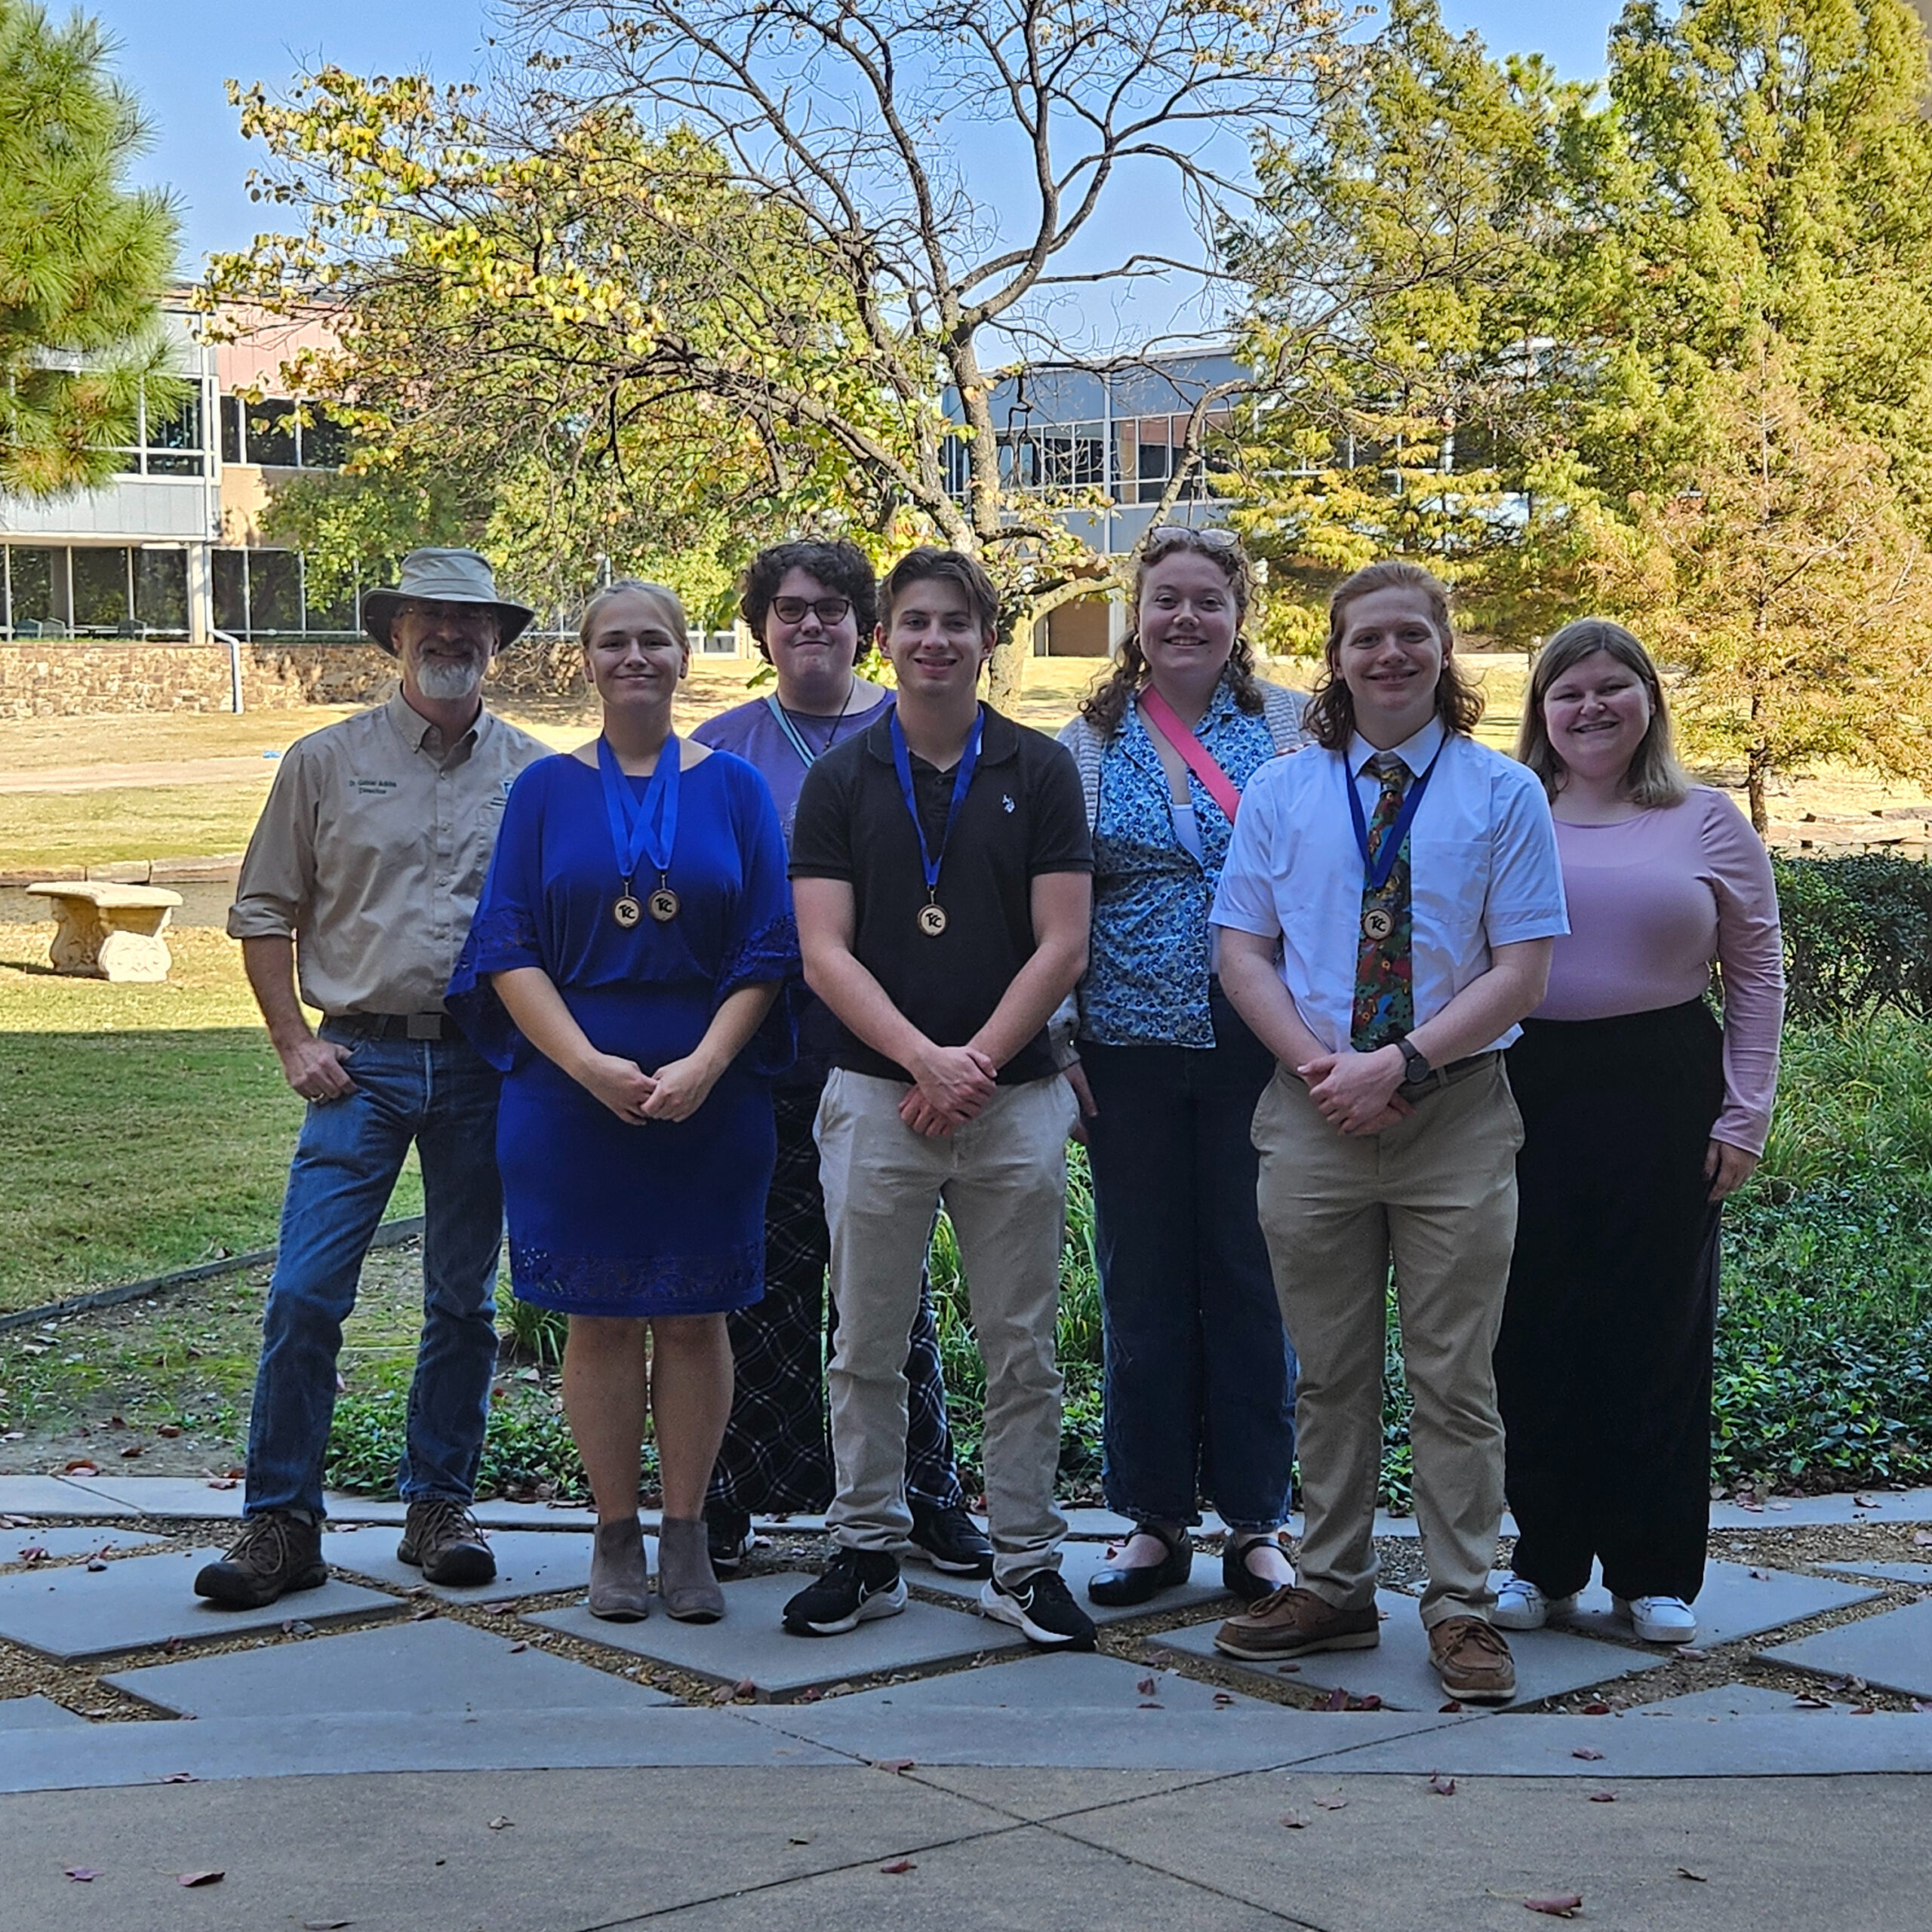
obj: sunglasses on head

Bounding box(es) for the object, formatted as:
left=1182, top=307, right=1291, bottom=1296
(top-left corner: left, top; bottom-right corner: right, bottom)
left=1146, top=525, right=1240, bottom=551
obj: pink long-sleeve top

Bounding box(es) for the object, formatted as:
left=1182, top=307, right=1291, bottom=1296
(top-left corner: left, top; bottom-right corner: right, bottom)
left=1533, top=786, right=1785, bottom=1155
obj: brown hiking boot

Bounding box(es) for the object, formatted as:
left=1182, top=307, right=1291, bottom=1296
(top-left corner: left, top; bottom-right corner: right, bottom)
left=1429, top=1615, right=1517, bottom=1704
left=1213, top=1585, right=1380, bottom=1663
left=398, top=1497, right=496, bottom=1587
left=192, top=1511, right=327, bottom=1610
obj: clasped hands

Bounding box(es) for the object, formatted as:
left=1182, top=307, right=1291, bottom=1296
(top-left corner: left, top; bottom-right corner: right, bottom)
left=580, top=1048, right=718, bottom=1125
left=1297, top=1043, right=1414, bottom=1137
left=901, top=1042, right=999, bottom=1138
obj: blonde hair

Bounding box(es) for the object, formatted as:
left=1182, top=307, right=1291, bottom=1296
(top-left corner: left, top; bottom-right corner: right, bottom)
left=577, top=578, right=688, bottom=650
left=1518, top=617, right=1690, bottom=808
left=1302, top=560, right=1484, bottom=751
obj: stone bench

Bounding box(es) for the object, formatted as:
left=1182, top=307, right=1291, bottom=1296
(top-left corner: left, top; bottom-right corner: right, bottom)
left=26, top=882, right=184, bottom=983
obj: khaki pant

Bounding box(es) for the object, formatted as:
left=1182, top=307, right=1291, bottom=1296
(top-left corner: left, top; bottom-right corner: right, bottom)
left=1252, top=1060, right=1523, bottom=1627
left=816, top=1069, right=1076, bottom=1585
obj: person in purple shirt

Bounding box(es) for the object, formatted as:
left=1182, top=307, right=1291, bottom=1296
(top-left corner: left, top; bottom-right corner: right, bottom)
left=691, top=540, right=992, bottom=1580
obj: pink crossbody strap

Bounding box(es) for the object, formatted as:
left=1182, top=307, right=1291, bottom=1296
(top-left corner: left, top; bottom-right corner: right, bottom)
left=1136, top=685, right=1244, bottom=824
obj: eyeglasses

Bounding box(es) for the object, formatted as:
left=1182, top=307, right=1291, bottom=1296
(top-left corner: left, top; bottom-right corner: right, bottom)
left=1146, top=525, right=1240, bottom=550
left=770, top=595, right=853, bottom=626
left=395, top=600, right=497, bottom=632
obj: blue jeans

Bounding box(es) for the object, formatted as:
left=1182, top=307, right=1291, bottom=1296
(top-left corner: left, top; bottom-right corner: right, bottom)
left=245, top=1027, right=504, bottom=1518
left=1080, top=988, right=1297, bottom=1531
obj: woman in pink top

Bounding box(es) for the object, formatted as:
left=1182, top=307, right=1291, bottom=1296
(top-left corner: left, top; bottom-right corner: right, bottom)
left=1492, top=620, right=1783, bottom=1647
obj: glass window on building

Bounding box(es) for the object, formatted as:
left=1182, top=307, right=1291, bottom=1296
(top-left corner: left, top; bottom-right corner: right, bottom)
left=220, top=395, right=245, bottom=466
left=143, top=389, right=206, bottom=477
left=248, top=549, right=304, bottom=632
left=305, top=568, right=354, bottom=632
left=245, top=400, right=299, bottom=469
left=300, top=407, right=351, bottom=469
left=134, top=549, right=189, bottom=632
left=213, top=548, right=249, bottom=634
left=72, top=548, right=133, bottom=629
left=5, top=548, right=59, bottom=633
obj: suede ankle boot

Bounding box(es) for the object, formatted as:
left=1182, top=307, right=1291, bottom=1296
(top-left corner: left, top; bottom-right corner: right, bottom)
left=657, top=1515, right=725, bottom=1623
left=589, top=1516, right=651, bottom=1621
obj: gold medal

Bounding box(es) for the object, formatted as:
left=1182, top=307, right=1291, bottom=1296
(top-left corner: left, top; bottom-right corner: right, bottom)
left=1361, top=906, right=1395, bottom=943
left=614, top=894, right=643, bottom=929
left=648, top=886, right=681, bottom=923
left=917, top=902, right=949, bottom=938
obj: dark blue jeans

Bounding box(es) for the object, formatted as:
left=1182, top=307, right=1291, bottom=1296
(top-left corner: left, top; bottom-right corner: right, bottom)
left=244, top=1027, right=504, bottom=1518
left=1081, top=989, right=1297, bottom=1531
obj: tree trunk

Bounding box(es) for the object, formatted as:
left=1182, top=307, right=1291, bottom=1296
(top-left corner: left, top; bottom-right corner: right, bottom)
left=1746, top=746, right=1770, bottom=836
left=987, top=608, right=1032, bottom=711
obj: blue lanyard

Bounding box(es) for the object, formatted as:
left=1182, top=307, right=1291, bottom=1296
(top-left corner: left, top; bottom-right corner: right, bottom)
left=889, top=703, right=984, bottom=897
left=764, top=694, right=822, bottom=768
left=596, top=733, right=680, bottom=888
left=1347, top=743, right=1444, bottom=895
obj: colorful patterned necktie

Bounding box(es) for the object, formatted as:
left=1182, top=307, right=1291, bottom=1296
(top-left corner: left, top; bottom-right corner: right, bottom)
left=1351, top=752, right=1415, bottom=1051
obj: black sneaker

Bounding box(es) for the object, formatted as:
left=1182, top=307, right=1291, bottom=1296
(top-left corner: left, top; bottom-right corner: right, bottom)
left=979, top=1567, right=1097, bottom=1650
left=782, top=1549, right=907, bottom=1635
left=706, top=1503, right=753, bottom=1573
left=192, top=1511, right=328, bottom=1610
left=907, top=1502, right=994, bottom=1578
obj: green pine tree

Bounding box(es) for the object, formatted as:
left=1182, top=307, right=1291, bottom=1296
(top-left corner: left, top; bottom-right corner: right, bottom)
left=0, top=1, right=179, bottom=497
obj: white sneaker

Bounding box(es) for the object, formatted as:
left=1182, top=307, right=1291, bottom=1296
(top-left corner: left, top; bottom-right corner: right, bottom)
left=1616, top=1594, right=1698, bottom=1644
left=1493, top=1575, right=1578, bottom=1630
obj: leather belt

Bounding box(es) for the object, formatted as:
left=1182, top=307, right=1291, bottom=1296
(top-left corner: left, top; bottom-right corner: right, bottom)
left=1397, top=1049, right=1499, bottom=1102
left=325, top=1012, right=449, bottom=1041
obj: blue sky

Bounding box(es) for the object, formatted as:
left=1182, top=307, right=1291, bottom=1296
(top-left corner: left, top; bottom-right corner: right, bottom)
left=97, top=0, right=1629, bottom=278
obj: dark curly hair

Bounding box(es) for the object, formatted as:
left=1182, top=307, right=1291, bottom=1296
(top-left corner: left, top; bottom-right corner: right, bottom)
left=1079, top=526, right=1266, bottom=737
left=1300, top=559, right=1484, bottom=751
left=738, top=540, right=879, bottom=660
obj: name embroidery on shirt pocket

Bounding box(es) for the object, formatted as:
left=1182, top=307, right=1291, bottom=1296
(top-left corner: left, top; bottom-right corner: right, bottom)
left=349, top=778, right=398, bottom=796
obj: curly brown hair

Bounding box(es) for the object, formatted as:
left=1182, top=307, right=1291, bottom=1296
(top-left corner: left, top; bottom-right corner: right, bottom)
left=1300, top=559, right=1484, bottom=751
left=1080, top=526, right=1267, bottom=737
left=738, top=540, right=878, bottom=661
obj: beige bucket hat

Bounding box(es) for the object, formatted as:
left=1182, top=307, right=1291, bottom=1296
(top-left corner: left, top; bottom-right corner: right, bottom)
left=361, top=548, right=537, bottom=654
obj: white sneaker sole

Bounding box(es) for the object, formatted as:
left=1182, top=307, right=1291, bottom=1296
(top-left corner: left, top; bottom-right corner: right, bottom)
left=977, top=1580, right=1095, bottom=1648
left=785, top=1579, right=907, bottom=1637
left=1614, top=1598, right=1697, bottom=1644
left=1493, top=1593, right=1578, bottom=1632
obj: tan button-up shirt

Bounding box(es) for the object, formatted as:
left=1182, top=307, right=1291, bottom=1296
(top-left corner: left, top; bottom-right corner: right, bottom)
left=228, top=688, right=549, bottom=1017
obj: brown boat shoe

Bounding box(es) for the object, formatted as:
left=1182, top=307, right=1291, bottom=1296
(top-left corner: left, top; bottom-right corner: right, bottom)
left=1212, top=1584, right=1380, bottom=1662
left=1429, top=1614, right=1517, bottom=1704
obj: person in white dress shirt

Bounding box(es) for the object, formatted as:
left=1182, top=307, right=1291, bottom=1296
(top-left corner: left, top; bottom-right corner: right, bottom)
left=1206, top=559, right=1567, bottom=1706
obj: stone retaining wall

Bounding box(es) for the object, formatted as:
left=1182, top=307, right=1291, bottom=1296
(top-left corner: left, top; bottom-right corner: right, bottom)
left=0, top=636, right=593, bottom=718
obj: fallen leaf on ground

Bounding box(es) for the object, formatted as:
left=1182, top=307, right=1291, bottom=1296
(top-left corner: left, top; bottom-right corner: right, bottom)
left=1523, top=1895, right=1583, bottom=1918
left=1313, top=1795, right=1348, bottom=1811
left=875, top=1758, right=915, bottom=1773
left=879, top=1859, right=916, bottom=1875
left=303, top=1920, right=352, bottom=1929
left=1793, top=1694, right=1832, bottom=1709
left=86, top=1559, right=107, bottom=1572
left=1280, top=1813, right=1308, bottom=1829
left=507, top=1641, right=527, bottom=1654
left=1212, top=1692, right=1235, bottom=1707
left=1852, top=1705, right=1876, bottom=1716
left=63, top=1460, right=98, bottom=1475
left=63, top=1868, right=102, bottom=1882
left=205, top=1477, right=238, bottom=1491
left=1912, top=1700, right=1932, bottom=1715
left=1580, top=1702, right=1611, bottom=1715
left=1589, top=1791, right=1617, bottom=1803
left=17, top=1546, right=45, bottom=1564
left=1438, top=1700, right=1463, bottom=1713
left=1675, top=1647, right=1709, bottom=1660
left=1571, top=1748, right=1604, bottom=1761
left=1677, top=1867, right=1706, bottom=1883
left=1429, top=1773, right=1456, bottom=1795
left=797, top=1686, right=823, bottom=1703
left=411, top=1605, right=438, bottom=1621
left=1854, top=1495, right=1879, bottom=1508
left=707, top=1684, right=735, bottom=1704
left=487, top=1817, right=513, bottom=1830
left=1137, top=1675, right=1157, bottom=1696
left=1322, top=1687, right=1349, bottom=1711
left=118, top=1444, right=144, bottom=1460
left=177, top=1870, right=225, bottom=1887
left=1346, top=1694, right=1382, bottom=1711
left=733, top=1678, right=757, bottom=1700
left=158, top=1426, right=181, bottom=1438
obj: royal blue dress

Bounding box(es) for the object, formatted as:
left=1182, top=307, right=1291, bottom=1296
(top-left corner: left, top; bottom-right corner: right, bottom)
left=448, top=748, right=797, bottom=1316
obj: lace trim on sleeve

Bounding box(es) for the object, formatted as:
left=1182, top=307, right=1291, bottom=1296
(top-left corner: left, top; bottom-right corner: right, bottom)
left=719, top=909, right=801, bottom=995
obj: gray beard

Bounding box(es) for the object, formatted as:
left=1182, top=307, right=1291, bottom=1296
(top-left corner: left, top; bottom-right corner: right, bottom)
left=414, top=658, right=483, bottom=702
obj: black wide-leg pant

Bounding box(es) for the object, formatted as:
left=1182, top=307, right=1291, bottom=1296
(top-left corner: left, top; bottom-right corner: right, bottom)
left=1494, top=999, right=1725, bottom=1605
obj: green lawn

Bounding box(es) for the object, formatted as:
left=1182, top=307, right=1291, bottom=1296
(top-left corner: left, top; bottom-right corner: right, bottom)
left=0, top=924, right=420, bottom=1312
left=0, top=780, right=277, bottom=871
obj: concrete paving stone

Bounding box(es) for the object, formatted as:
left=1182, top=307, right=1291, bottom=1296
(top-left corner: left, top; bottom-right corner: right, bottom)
left=0, top=1474, right=128, bottom=1518
left=903, top=1763, right=1231, bottom=1821
left=0, top=1525, right=162, bottom=1564
left=1287, top=1710, right=1932, bottom=1778
left=1546, top=1558, right=1879, bottom=1647
left=1055, top=1764, right=1932, bottom=1932
left=743, top=1697, right=1471, bottom=1770
left=1626, top=1682, right=1831, bottom=1718
left=1156, top=1589, right=1668, bottom=1711
left=911, top=1537, right=1238, bottom=1623
left=526, top=1570, right=1026, bottom=1694
left=0, top=1767, right=1032, bottom=1932
left=0, top=1546, right=397, bottom=1662
left=1758, top=1596, right=1932, bottom=1700
left=0, top=1709, right=848, bottom=1794
left=42, top=1473, right=245, bottom=1518
left=319, top=1524, right=606, bottom=1601
left=813, top=1649, right=1277, bottom=1715
left=319, top=1492, right=408, bottom=1524
left=0, top=1695, right=85, bottom=1730
left=1709, top=1486, right=1932, bottom=1529
left=651, top=1820, right=1292, bottom=1932
left=106, top=1614, right=675, bottom=1719
left=1822, top=1559, right=1932, bottom=1585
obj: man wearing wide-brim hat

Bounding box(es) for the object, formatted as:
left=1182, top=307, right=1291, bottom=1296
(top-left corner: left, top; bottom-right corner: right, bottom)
left=202, top=549, right=548, bottom=1609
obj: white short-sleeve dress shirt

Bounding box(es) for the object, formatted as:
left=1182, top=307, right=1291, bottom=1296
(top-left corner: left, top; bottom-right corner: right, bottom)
left=1210, top=718, right=1569, bottom=1056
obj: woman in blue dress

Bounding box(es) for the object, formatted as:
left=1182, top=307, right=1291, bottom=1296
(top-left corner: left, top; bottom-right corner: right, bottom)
left=450, top=580, right=795, bottom=1625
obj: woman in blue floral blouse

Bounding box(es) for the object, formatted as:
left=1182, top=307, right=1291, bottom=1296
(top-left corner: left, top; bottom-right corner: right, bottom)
left=1057, top=527, right=1310, bottom=1606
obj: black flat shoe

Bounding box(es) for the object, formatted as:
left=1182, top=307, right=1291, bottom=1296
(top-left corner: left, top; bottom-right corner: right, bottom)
left=1223, top=1534, right=1293, bottom=1604
left=1088, top=1523, right=1193, bottom=1607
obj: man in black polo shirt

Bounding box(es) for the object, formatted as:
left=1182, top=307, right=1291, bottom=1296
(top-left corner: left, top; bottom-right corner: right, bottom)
left=783, top=546, right=1096, bottom=1648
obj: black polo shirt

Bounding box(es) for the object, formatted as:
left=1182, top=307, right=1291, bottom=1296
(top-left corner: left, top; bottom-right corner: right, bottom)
left=790, top=703, right=1092, bottom=1085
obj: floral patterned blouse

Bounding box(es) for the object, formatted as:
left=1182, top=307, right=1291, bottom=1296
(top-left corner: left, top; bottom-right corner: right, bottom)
left=1059, top=675, right=1309, bottom=1048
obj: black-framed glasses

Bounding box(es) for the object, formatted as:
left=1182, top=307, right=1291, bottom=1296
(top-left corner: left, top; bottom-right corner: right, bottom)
left=770, top=595, right=852, bottom=626
left=1146, top=525, right=1239, bottom=550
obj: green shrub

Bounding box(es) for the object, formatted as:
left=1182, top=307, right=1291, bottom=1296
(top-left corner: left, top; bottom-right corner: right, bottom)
left=1772, top=854, right=1932, bottom=1025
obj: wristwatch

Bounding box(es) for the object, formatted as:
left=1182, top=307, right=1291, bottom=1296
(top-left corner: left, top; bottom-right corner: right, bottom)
left=1395, top=1037, right=1432, bottom=1086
